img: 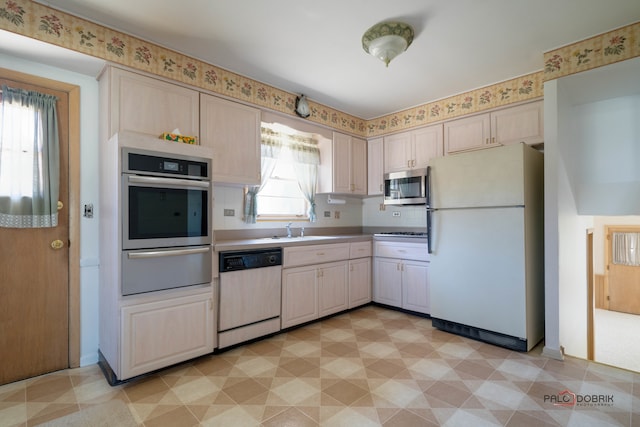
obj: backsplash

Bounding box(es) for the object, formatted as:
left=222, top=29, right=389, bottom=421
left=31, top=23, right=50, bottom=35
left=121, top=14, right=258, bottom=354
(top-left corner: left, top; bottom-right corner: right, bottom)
left=1, top=1, right=637, bottom=138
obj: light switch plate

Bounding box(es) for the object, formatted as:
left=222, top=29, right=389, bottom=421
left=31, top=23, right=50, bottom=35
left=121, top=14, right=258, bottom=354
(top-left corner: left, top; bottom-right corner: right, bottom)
left=223, top=209, right=235, bottom=217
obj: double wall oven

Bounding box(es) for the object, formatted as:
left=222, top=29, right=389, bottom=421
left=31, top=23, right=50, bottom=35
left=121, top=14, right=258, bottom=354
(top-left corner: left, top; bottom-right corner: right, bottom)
left=121, top=148, right=212, bottom=296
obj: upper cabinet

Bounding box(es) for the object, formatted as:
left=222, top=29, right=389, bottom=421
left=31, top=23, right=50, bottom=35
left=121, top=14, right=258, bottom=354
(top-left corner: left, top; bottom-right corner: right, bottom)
left=99, top=66, right=200, bottom=143
left=318, top=132, right=367, bottom=195
left=367, top=137, right=384, bottom=195
left=383, top=124, right=443, bottom=173
left=200, top=93, right=261, bottom=185
left=444, top=100, right=543, bottom=155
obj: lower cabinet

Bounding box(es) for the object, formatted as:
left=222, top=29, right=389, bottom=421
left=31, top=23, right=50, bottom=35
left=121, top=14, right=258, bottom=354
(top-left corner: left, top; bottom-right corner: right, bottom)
left=373, top=241, right=430, bottom=315
left=282, top=261, right=348, bottom=329
left=349, top=257, right=372, bottom=308
left=281, top=241, right=372, bottom=329
left=120, top=290, right=214, bottom=380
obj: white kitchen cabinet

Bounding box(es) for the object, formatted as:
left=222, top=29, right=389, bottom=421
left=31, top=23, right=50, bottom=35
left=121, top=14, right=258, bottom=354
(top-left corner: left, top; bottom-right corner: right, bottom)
left=200, top=93, right=261, bottom=185
left=367, top=137, right=384, bottom=195
left=373, top=241, right=429, bottom=315
left=383, top=124, right=443, bottom=173
left=402, top=260, right=430, bottom=314
left=349, top=257, right=371, bottom=308
left=318, top=132, right=367, bottom=195
left=444, top=100, right=543, bottom=154
left=282, top=241, right=371, bottom=328
left=349, top=241, right=372, bottom=308
left=281, top=265, right=319, bottom=328
left=98, top=66, right=200, bottom=143
left=281, top=260, right=348, bottom=328
left=318, top=262, right=349, bottom=317
left=120, top=289, right=214, bottom=380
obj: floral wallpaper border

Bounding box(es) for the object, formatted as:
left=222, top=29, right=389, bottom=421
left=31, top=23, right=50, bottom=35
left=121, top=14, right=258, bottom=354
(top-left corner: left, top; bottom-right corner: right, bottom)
left=543, top=21, right=640, bottom=82
left=0, top=1, right=637, bottom=138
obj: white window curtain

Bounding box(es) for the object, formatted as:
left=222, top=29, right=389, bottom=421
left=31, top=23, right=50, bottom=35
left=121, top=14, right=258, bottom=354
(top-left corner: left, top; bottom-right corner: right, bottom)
left=0, top=85, right=59, bottom=228
left=290, top=139, right=319, bottom=222
left=244, top=130, right=282, bottom=223
left=613, top=232, right=640, bottom=266
left=245, top=126, right=319, bottom=223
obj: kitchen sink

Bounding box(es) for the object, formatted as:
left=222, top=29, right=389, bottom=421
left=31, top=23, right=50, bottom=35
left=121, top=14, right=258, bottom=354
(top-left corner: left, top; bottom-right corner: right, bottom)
left=270, top=235, right=337, bottom=241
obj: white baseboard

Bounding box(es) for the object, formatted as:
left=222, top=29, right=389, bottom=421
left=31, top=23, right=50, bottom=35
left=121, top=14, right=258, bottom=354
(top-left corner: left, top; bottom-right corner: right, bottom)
left=542, top=345, right=565, bottom=361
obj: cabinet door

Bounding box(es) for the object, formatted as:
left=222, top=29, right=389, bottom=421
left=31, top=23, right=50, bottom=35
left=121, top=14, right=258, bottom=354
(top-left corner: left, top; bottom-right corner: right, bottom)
left=318, top=261, right=349, bottom=317
left=121, top=292, right=213, bottom=380
left=491, top=101, right=544, bottom=146
left=383, top=132, right=412, bottom=173
left=367, top=137, right=384, bottom=195
left=413, top=124, right=443, bottom=169
left=351, top=137, right=368, bottom=195
left=200, top=93, right=261, bottom=185
left=373, top=258, right=402, bottom=307
left=109, top=67, right=199, bottom=139
left=402, top=260, right=430, bottom=314
left=349, top=257, right=371, bottom=308
left=282, top=266, right=318, bottom=328
left=332, top=132, right=352, bottom=194
left=444, top=113, right=491, bottom=154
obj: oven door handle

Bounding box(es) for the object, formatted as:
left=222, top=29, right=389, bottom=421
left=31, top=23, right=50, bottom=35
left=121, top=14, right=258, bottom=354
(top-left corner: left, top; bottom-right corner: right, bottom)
left=128, top=175, right=210, bottom=189
left=128, top=246, right=211, bottom=259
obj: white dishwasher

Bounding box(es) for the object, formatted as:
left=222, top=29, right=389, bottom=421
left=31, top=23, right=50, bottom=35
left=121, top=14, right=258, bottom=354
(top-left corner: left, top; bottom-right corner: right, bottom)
left=218, top=248, right=282, bottom=349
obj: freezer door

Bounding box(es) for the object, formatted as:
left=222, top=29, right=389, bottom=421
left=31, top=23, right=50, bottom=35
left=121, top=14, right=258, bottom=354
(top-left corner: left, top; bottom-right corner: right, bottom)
left=430, top=144, right=526, bottom=209
left=429, top=207, right=527, bottom=338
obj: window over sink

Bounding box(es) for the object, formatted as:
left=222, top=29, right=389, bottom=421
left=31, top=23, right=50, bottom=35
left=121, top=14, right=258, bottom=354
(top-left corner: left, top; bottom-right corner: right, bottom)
left=244, top=123, right=323, bottom=223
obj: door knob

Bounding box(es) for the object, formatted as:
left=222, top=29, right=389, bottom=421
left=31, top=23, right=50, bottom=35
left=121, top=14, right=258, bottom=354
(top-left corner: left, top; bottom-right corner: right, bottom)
left=57, top=201, right=63, bottom=211
left=51, top=239, right=64, bottom=250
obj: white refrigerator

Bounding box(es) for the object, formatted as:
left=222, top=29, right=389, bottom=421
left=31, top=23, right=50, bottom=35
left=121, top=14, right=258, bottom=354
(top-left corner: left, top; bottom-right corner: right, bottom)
left=427, top=143, right=544, bottom=351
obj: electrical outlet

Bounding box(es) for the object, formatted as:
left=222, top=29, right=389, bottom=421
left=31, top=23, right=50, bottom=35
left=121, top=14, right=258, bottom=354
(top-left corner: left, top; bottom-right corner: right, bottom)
left=223, top=209, right=235, bottom=217
left=324, top=211, right=331, bottom=218
left=334, top=211, right=340, bottom=219
left=392, top=211, right=401, bottom=217
left=83, top=203, right=94, bottom=218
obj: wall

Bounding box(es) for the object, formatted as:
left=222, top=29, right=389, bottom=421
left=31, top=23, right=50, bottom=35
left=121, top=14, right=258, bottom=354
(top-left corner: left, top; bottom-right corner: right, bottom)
left=545, top=57, right=640, bottom=361
left=0, top=52, right=101, bottom=366
left=213, top=184, right=364, bottom=232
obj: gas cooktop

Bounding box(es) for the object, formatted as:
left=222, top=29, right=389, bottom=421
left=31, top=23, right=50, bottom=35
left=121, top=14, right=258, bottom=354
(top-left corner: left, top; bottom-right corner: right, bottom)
left=374, top=231, right=428, bottom=237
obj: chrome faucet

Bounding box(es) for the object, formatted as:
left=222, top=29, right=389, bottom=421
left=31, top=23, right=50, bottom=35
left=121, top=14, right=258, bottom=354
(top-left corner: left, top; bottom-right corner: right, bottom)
left=286, top=222, right=292, bottom=238
left=300, top=226, right=305, bottom=237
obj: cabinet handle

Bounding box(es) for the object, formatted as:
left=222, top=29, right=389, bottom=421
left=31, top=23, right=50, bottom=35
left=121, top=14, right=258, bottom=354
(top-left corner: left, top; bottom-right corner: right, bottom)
left=397, top=263, right=400, bottom=270
left=350, top=265, right=354, bottom=271
left=407, top=160, right=411, bottom=168
left=401, top=263, right=404, bottom=271
left=491, top=137, right=495, bottom=144
left=485, top=138, right=489, bottom=144
left=317, top=252, right=325, bottom=256
left=412, top=159, right=416, bottom=167
left=208, top=298, right=213, bottom=311
left=379, top=183, right=383, bottom=192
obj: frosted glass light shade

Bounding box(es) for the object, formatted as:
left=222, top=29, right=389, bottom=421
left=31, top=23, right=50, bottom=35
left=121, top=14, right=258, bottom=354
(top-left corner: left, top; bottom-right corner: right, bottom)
left=362, top=21, right=414, bottom=67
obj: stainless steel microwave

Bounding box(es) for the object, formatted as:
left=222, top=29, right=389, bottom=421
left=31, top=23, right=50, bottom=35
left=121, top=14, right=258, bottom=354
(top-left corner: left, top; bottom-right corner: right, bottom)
left=383, top=168, right=429, bottom=205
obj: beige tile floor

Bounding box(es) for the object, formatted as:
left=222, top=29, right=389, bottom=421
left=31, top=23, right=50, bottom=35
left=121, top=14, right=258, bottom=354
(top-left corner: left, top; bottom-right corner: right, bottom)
left=1, top=305, right=639, bottom=426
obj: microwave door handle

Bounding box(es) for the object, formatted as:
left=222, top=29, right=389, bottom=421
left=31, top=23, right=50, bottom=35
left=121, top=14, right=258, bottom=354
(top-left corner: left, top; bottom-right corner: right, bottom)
left=128, top=175, right=210, bottom=189
left=128, top=246, right=210, bottom=259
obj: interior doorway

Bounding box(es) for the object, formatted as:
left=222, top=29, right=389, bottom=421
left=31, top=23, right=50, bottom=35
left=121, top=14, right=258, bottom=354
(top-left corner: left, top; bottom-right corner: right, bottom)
left=0, top=68, right=81, bottom=385
left=590, top=222, right=640, bottom=373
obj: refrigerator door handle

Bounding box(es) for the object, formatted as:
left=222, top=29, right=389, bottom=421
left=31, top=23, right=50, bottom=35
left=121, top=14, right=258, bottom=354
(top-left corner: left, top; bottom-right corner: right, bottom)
left=426, top=166, right=433, bottom=254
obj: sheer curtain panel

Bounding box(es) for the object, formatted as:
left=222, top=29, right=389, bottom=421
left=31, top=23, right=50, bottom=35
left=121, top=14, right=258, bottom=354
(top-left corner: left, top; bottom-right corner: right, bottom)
left=0, top=85, right=59, bottom=228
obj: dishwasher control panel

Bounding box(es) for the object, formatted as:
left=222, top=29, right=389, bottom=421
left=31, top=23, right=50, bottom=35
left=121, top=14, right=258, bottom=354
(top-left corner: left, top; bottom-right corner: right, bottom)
left=219, top=248, right=282, bottom=272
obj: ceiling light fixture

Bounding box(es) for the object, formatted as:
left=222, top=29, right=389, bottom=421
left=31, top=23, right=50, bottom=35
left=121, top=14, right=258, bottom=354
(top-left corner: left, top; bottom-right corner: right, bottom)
left=362, top=21, right=414, bottom=67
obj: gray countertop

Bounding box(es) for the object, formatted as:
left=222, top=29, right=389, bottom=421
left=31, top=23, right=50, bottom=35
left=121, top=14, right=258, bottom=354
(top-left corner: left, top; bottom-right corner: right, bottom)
left=213, top=234, right=372, bottom=252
